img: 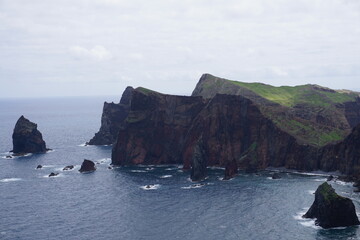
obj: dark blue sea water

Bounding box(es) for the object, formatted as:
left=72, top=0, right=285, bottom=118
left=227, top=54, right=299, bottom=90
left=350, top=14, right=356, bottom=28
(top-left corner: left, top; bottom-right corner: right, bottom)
left=1, top=97, right=360, bottom=240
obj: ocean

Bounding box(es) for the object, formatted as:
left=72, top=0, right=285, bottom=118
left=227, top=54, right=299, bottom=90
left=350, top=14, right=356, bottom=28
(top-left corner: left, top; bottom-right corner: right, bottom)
left=0, top=96, right=359, bottom=240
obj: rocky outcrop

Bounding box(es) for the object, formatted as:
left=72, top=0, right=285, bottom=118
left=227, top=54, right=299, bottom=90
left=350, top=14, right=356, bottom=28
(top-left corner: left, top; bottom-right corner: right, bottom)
left=79, top=159, right=96, bottom=173
left=223, top=159, right=238, bottom=180
left=110, top=75, right=360, bottom=181
left=112, top=88, right=320, bottom=180
left=88, top=87, right=134, bottom=145
left=63, top=165, right=74, bottom=171
left=319, top=123, right=360, bottom=175
left=190, top=137, right=207, bottom=181
left=192, top=74, right=360, bottom=147
left=112, top=88, right=205, bottom=166
left=303, top=182, right=360, bottom=228
left=12, top=116, right=47, bottom=154
left=48, top=172, right=59, bottom=177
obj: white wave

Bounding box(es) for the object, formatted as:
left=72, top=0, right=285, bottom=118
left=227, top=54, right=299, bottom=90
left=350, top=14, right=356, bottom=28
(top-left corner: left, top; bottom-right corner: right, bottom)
left=334, top=180, right=352, bottom=186
left=97, top=158, right=111, bottom=164
left=145, top=167, right=154, bottom=171
left=47, top=149, right=55, bottom=153
left=181, top=183, right=206, bottom=189
left=307, top=190, right=315, bottom=195
left=1, top=156, right=14, bottom=159
left=42, top=165, right=56, bottom=168
left=0, top=178, right=22, bottom=183
left=165, top=168, right=175, bottom=171
left=314, top=178, right=327, bottom=182
left=160, top=175, right=172, bottom=178
left=131, top=170, right=147, bottom=173
left=293, top=210, right=321, bottom=229
left=140, top=184, right=160, bottom=190
left=78, top=143, right=88, bottom=147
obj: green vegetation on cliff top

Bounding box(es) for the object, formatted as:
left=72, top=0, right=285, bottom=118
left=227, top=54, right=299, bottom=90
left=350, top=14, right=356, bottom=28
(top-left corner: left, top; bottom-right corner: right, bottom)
left=230, top=81, right=357, bottom=107
left=196, top=74, right=360, bottom=146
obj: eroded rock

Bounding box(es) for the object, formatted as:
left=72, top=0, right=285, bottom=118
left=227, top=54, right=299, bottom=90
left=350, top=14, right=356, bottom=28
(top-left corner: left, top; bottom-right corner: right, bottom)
left=303, top=182, right=360, bottom=228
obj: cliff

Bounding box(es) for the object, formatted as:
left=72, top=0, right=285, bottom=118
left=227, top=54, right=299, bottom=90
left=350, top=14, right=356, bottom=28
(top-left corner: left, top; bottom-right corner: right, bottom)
left=12, top=115, right=47, bottom=154
left=192, top=74, right=360, bottom=147
left=112, top=88, right=205, bottom=165
left=110, top=74, right=360, bottom=181
left=88, top=87, right=134, bottom=145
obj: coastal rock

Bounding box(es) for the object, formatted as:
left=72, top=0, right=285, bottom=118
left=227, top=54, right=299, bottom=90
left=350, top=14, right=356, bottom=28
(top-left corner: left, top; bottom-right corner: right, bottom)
left=271, top=173, right=281, bottom=179
left=63, top=165, right=74, bottom=171
left=327, top=175, right=334, bottom=181
left=36, top=165, right=43, bottom=169
left=303, top=182, right=360, bottom=228
left=79, top=159, right=96, bottom=173
left=88, top=87, right=134, bottom=145
left=112, top=88, right=205, bottom=166
left=110, top=75, right=360, bottom=181
left=223, top=159, right=238, bottom=180
left=48, top=172, right=58, bottom=177
left=12, top=116, right=47, bottom=154
left=190, top=137, right=207, bottom=181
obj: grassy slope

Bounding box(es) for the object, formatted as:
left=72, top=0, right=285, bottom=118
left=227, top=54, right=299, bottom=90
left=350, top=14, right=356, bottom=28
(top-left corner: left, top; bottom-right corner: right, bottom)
left=230, top=81, right=358, bottom=146
left=231, top=81, right=356, bottom=107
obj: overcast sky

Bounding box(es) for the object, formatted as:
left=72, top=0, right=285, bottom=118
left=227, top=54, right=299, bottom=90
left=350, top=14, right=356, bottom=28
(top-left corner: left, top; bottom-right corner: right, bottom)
left=0, top=0, right=359, bottom=98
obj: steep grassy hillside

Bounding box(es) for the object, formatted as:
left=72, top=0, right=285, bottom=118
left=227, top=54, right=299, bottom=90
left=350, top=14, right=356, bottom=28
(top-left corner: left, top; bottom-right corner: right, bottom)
left=192, top=74, right=360, bottom=146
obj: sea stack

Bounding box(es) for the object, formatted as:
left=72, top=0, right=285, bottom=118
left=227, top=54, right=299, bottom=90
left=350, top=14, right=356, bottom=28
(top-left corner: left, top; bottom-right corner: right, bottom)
left=303, top=182, right=360, bottom=228
left=223, top=159, right=238, bottom=180
left=79, top=159, right=96, bottom=173
left=12, top=115, right=47, bottom=154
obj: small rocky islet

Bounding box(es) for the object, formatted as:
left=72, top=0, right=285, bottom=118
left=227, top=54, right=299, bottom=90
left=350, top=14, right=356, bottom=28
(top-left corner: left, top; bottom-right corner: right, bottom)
left=303, top=182, right=360, bottom=228
left=11, top=115, right=49, bottom=156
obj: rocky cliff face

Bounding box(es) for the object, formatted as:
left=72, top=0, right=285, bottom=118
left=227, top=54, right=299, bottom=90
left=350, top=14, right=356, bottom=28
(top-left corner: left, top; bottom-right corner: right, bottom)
left=88, top=87, right=134, bottom=145
left=319, top=123, right=360, bottom=175
left=110, top=75, right=360, bottom=181
left=111, top=89, right=321, bottom=180
left=112, top=88, right=205, bottom=166
left=192, top=74, right=360, bottom=147
left=12, top=115, right=47, bottom=154
left=181, top=94, right=319, bottom=176
left=303, top=182, right=360, bottom=228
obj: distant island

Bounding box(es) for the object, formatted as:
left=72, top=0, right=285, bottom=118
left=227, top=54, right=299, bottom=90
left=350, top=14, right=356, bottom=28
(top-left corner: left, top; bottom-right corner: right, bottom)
left=89, top=74, right=360, bottom=182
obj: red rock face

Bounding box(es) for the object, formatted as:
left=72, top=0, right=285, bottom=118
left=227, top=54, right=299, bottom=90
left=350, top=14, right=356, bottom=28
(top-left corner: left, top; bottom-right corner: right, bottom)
left=111, top=90, right=206, bottom=166
left=111, top=86, right=360, bottom=181
left=111, top=90, right=322, bottom=180
left=181, top=94, right=319, bottom=173
left=319, top=124, right=360, bottom=175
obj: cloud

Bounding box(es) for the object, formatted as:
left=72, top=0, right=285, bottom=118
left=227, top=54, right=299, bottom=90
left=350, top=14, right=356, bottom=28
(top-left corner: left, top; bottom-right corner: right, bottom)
left=0, top=0, right=359, bottom=98
left=269, top=67, right=289, bottom=77
left=69, top=45, right=112, bottom=61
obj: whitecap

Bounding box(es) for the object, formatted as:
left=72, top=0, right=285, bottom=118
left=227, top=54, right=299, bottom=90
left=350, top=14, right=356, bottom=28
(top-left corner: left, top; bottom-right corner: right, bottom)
left=140, top=184, right=160, bottom=190
left=334, top=180, right=352, bottom=186
left=131, top=170, right=147, bottom=173
left=165, top=168, right=175, bottom=171
left=42, top=165, right=56, bottom=168
left=145, top=167, right=154, bottom=171
left=293, top=210, right=321, bottom=229
left=307, top=190, right=315, bottom=195
left=98, top=158, right=111, bottom=164
left=181, top=183, right=206, bottom=189
left=160, top=175, right=172, bottom=178
left=314, top=178, right=327, bottom=182
left=78, top=143, right=88, bottom=147
left=0, top=178, right=22, bottom=183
